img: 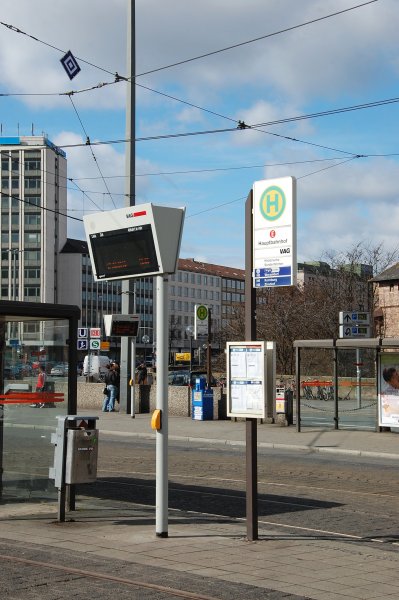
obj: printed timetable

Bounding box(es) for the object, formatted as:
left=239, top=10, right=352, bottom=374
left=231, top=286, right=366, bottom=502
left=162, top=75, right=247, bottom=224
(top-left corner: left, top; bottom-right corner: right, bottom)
left=226, top=342, right=266, bottom=418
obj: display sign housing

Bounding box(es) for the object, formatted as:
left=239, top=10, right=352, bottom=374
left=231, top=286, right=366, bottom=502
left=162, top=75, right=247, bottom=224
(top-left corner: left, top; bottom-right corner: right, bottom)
left=83, top=203, right=185, bottom=281
left=104, top=314, right=140, bottom=337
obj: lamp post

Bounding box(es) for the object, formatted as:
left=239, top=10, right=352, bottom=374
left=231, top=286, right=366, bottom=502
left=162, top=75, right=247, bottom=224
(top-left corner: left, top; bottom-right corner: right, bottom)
left=186, top=325, right=194, bottom=371
left=142, top=334, right=150, bottom=363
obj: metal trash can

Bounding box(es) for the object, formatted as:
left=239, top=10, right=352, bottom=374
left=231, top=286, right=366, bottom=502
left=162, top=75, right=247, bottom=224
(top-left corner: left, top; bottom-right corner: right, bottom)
left=275, top=387, right=293, bottom=425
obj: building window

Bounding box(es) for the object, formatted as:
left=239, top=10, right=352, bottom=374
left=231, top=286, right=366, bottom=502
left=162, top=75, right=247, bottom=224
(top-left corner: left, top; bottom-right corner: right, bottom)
left=24, top=214, right=41, bottom=226
left=197, top=274, right=201, bottom=284
left=24, top=285, right=41, bottom=300
left=24, top=232, right=40, bottom=245
left=26, top=196, right=41, bottom=206
left=24, top=159, right=41, bottom=171
left=24, top=177, right=41, bottom=191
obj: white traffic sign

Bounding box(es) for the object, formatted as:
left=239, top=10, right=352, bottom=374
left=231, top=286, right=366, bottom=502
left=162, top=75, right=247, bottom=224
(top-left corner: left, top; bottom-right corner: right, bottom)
left=339, top=311, right=370, bottom=325
left=90, top=339, right=101, bottom=350
left=77, top=339, right=88, bottom=351
left=90, top=328, right=101, bottom=338
left=339, top=325, right=371, bottom=338
left=252, top=176, right=297, bottom=288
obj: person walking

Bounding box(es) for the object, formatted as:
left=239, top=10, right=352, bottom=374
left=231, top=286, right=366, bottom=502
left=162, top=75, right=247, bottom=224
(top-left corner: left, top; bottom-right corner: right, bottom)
left=102, top=362, right=119, bottom=412
left=137, top=362, right=147, bottom=385
left=31, top=364, right=47, bottom=408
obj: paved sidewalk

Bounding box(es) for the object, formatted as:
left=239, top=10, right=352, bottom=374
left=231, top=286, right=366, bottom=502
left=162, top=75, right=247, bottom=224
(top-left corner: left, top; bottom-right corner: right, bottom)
left=2, top=412, right=399, bottom=600
left=87, top=408, right=399, bottom=460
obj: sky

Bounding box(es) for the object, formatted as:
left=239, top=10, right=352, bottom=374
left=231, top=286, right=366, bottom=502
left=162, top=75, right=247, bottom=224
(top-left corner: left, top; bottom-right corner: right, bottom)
left=0, top=0, right=398, bottom=271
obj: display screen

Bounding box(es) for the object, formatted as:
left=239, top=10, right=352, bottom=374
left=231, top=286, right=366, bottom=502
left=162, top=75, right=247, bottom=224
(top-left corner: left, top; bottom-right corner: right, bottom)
left=89, top=224, right=159, bottom=279
left=110, top=321, right=139, bottom=336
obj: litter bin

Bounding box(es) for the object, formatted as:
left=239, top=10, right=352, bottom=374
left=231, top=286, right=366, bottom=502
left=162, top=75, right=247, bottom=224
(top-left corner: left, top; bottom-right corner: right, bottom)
left=192, top=378, right=213, bottom=420
left=275, top=387, right=293, bottom=425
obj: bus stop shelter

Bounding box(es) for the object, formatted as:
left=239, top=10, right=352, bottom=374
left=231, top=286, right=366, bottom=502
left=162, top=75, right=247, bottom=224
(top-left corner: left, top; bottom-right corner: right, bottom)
left=294, top=337, right=399, bottom=432
left=0, top=300, right=79, bottom=504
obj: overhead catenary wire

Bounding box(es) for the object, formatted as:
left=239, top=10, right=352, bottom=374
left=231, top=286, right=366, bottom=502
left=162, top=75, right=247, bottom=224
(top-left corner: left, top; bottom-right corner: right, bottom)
left=56, top=87, right=399, bottom=150
left=67, top=94, right=117, bottom=208
left=0, top=1, right=379, bottom=82
left=0, top=149, right=110, bottom=211
left=135, top=0, right=378, bottom=77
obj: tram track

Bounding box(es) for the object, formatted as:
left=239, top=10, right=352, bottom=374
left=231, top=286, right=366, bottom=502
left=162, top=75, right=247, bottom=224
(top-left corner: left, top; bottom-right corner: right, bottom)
left=0, top=553, right=222, bottom=600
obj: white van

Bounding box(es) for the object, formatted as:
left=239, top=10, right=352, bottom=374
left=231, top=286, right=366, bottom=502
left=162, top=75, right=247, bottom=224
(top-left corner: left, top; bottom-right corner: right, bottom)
left=83, top=355, right=110, bottom=381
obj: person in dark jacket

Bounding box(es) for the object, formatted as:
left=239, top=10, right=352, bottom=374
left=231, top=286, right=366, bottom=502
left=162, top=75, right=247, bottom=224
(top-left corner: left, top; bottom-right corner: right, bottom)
left=102, top=363, right=119, bottom=412
left=137, top=362, right=147, bottom=384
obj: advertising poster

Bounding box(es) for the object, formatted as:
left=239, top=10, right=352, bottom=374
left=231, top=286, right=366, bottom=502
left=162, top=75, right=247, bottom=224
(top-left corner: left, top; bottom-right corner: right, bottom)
left=379, top=353, right=399, bottom=426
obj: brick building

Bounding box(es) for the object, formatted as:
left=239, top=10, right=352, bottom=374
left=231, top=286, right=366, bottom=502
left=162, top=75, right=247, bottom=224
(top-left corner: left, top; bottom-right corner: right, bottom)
left=372, top=263, right=399, bottom=337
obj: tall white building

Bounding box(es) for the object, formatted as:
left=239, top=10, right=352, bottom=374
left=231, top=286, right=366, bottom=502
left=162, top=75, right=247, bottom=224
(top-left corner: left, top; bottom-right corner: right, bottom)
left=1, top=136, right=67, bottom=306
left=0, top=136, right=68, bottom=350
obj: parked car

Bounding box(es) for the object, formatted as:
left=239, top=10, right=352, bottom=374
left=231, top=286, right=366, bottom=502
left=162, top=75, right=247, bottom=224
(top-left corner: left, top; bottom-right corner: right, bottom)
left=50, top=363, right=69, bottom=377
left=168, top=370, right=217, bottom=387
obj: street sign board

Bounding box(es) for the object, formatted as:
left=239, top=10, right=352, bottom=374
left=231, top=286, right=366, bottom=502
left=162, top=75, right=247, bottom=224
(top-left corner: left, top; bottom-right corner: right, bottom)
left=90, top=328, right=101, bottom=338
left=339, top=311, right=370, bottom=325
left=339, top=325, right=371, bottom=338
left=194, top=304, right=208, bottom=339
left=252, top=176, right=297, bottom=288
left=90, top=339, right=101, bottom=350
left=78, top=328, right=88, bottom=338
left=8, top=339, right=20, bottom=347
left=77, top=339, right=88, bottom=351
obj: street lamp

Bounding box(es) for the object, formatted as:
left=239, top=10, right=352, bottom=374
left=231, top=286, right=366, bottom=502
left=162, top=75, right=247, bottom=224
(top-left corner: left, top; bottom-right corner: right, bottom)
left=142, top=334, right=150, bottom=363
left=186, top=325, right=194, bottom=371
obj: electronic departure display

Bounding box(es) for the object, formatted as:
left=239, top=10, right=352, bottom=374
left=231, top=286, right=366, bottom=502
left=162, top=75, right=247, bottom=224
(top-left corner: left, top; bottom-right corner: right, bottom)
left=110, top=320, right=139, bottom=337
left=89, top=224, right=159, bottom=279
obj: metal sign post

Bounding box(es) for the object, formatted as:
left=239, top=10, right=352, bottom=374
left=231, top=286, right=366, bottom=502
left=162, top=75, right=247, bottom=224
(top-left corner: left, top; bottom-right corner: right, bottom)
left=156, top=275, right=168, bottom=537
left=245, top=190, right=258, bottom=541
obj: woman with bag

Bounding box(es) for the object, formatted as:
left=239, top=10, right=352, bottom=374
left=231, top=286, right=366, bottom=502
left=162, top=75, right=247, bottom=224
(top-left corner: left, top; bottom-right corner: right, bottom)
left=102, top=363, right=119, bottom=412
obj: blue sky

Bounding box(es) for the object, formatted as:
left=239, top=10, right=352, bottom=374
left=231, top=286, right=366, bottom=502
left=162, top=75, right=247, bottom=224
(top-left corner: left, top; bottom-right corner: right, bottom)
left=1, top=0, right=399, bottom=270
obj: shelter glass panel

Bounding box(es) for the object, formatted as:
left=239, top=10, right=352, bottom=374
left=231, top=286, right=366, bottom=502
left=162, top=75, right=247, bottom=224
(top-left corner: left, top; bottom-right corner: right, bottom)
left=1, top=318, right=69, bottom=502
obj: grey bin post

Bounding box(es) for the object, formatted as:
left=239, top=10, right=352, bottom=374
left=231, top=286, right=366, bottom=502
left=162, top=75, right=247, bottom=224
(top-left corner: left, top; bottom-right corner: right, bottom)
left=50, top=415, right=99, bottom=521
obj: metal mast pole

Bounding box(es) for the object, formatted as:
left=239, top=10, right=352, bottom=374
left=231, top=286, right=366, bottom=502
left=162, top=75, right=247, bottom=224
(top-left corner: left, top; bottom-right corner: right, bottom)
left=120, top=0, right=136, bottom=412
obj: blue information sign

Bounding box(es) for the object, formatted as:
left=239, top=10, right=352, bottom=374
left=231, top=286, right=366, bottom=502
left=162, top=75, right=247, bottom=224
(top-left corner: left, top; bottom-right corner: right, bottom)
left=254, top=275, right=293, bottom=288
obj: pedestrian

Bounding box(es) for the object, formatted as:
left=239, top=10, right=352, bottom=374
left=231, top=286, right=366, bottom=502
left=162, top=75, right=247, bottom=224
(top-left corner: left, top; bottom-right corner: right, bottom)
left=102, top=362, right=119, bottom=412
left=137, top=362, right=147, bottom=384
left=31, top=364, right=47, bottom=408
